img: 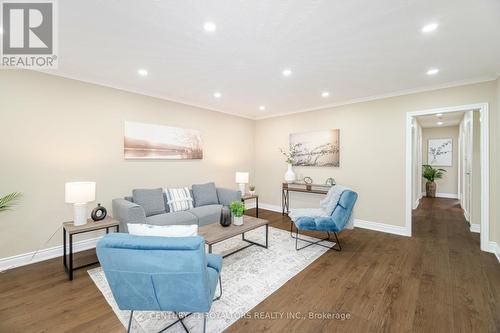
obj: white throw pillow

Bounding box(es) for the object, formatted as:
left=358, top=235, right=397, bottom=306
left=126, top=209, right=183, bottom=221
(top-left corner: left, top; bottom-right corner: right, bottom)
left=164, top=187, right=194, bottom=212
left=128, top=224, right=198, bottom=237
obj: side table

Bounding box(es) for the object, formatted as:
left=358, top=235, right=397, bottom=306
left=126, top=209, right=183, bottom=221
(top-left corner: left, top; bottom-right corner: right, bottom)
left=241, top=194, right=259, bottom=218
left=63, top=217, right=119, bottom=280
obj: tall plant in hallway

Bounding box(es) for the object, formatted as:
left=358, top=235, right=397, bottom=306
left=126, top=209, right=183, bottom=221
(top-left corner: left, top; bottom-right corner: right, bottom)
left=0, top=192, right=22, bottom=213
left=422, top=165, right=446, bottom=197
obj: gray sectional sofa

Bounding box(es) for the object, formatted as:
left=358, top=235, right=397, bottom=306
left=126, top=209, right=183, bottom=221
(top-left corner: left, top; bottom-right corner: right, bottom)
left=112, top=182, right=241, bottom=232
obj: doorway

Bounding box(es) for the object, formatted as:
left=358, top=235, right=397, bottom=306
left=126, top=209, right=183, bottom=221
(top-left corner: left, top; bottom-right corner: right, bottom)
left=405, top=103, right=490, bottom=252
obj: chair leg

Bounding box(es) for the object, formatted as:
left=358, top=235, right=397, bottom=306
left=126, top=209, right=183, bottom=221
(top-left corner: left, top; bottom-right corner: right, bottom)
left=127, top=310, right=134, bottom=333
left=332, top=232, right=342, bottom=251
left=203, top=313, right=207, bottom=333
left=213, top=274, right=222, bottom=301
left=175, top=312, right=190, bottom=333
left=293, top=229, right=342, bottom=251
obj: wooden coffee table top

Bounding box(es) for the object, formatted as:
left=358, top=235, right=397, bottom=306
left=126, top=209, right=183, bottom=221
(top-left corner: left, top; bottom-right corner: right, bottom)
left=199, top=215, right=270, bottom=245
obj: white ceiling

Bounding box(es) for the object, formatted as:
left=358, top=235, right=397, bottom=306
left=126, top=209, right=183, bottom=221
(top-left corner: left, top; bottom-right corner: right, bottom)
left=417, top=111, right=465, bottom=128
left=47, top=0, right=500, bottom=119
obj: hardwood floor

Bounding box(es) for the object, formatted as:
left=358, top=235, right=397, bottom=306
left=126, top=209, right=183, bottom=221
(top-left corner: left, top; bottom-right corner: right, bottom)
left=1, top=198, right=499, bottom=332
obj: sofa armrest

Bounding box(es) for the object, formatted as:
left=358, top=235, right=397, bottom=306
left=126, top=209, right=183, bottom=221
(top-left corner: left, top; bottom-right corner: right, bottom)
left=112, top=198, right=147, bottom=233
left=216, top=187, right=241, bottom=206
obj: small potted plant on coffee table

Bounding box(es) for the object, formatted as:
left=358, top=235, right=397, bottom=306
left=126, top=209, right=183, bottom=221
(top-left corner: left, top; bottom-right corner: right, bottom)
left=230, top=201, right=245, bottom=226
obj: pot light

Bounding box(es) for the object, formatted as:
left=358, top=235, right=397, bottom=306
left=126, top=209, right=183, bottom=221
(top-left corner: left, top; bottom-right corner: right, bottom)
left=282, top=68, right=292, bottom=77
left=321, top=91, right=330, bottom=98
left=203, top=22, right=217, bottom=32
left=213, top=91, right=221, bottom=98
left=437, top=121, right=443, bottom=126
left=436, top=113, right=443, bottom=117
left=259, top=105, right=266, bottom=111
left=137, top=69, right=148, bottom=76
left=422, top=23, right=439, bottom=33
left=426, top=68, right=439, bottom=75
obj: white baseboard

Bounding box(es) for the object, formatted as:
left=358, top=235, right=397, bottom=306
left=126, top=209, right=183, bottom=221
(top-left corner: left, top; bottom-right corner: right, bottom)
left=0, top=236, right=101, bottom=272
left=256, top=202, right=410, bottom=237
left=353, top=219, right=411, bottom=237
left=470, top=223, right=480, bottom=233
left=421, top=192, right=458, bottom=199
left=488, top=242, right=500, bottom=263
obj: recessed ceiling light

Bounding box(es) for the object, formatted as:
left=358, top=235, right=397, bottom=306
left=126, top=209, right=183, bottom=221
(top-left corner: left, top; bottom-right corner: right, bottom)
left=426, top=68, right=439, bottom=75
left=137, top=69, right=148, bottom=76
left=422, top=23, right=439, bottom=33
left=259, top=105, right=266, bottom=111
left=321, top=91, right=330, bottom=98
left=436, top=113, right=443, bottom=117
left=437, top=121, right=443, bottom=126
left=203, top=22, right=217, bottom=32
left=213, top=91, right=221, bottom=98
left=282, top=68, right=292, bottom=77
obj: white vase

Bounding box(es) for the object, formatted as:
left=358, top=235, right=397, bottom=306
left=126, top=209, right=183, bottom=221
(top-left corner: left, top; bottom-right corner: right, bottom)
left=284, top=163, right=295, bottom=183
left=233, top=215, right=244, bottom=226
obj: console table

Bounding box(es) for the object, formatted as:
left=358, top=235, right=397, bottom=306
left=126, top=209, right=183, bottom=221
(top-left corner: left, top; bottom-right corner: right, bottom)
left=282, top=182, right=332, bottom=215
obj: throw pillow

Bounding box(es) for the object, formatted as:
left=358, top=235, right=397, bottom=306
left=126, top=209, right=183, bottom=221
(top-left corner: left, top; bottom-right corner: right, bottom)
left=164, top=187, right=194, bottom=212
left=128, top=224, right=198, bottom=237
left=132, top=188, right=166, bottom=217
left=192, top=182, right=219, bottom=207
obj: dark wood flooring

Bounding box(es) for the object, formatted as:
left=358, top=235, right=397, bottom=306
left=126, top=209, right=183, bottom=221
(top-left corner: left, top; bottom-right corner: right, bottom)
left=1, top=198, right=499, bottom=332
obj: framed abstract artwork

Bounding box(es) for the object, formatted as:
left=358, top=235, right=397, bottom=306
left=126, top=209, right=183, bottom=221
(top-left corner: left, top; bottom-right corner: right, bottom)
left=428, top=138, right=452, bottom=166
left=124, top=121, right=203, bottom=160
left=289, top=129, right=340, bottom=167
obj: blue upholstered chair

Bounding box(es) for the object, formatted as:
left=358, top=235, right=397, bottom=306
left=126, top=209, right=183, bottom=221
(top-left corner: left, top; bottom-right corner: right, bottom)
left=291, top=190, right=358, bottom=251
left=96, top=233, right=222, bottom=333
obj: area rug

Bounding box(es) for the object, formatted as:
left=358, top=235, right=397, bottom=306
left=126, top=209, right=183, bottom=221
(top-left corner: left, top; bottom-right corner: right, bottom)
left=88, top=226, right=333, bottom=333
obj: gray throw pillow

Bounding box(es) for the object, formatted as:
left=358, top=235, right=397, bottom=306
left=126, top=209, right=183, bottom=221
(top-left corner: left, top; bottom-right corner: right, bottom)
left=132, top=188, right=166, bottom=217
left=192, top=182, right=219, bottom=207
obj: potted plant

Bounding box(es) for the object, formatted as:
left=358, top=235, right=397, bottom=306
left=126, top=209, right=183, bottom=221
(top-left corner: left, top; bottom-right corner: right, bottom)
left=422, top=164, right=446, bottom=197
left=248, top=185, right=256, bottom=195
left=230, top=201, right=245, bottom=226
left=279, top=143, right=300, bottom=183
left=0, top=192, right=22, bottom=213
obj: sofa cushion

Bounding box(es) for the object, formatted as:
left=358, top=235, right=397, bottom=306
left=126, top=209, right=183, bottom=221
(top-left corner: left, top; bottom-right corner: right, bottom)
left=146, top=211, right=198, bottom=226
left=128, top=223, right=198, bottom=237
left=192, top=182, right=219, bottom=207
left=133, top=188, right=166, bottom=217
left=189, top=204, right=222, bottom=226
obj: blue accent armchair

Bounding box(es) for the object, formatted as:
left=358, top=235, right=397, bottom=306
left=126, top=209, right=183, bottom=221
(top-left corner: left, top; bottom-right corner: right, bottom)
left=96, top=233, right=222, bottom=333
left=292, top=190, right=358, bottom=251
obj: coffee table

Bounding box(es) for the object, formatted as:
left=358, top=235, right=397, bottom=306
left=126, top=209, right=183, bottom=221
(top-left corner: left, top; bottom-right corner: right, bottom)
left=198, top=215, right=269, bottom=257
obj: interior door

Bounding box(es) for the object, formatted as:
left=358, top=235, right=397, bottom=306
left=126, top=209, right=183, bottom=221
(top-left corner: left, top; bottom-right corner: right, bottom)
left=461, top=111, right=473, bottom=221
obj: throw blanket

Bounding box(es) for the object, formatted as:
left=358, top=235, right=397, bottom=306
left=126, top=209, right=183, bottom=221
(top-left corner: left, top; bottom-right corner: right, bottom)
left=289, top=185, right=351, bottom=222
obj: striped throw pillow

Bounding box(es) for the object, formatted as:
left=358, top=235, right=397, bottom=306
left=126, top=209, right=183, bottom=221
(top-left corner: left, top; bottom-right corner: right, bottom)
left=164, top=187, right=194, bottom=212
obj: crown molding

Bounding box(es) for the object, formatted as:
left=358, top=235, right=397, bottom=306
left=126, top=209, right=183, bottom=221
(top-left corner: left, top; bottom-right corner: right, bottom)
left=255, top=76, right=497, bottom=120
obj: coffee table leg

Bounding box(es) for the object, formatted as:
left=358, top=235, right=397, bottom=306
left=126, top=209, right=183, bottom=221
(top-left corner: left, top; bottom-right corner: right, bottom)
left=208, top=244, right=212, bottom=254
left=265, top=224, right=268, bottom=248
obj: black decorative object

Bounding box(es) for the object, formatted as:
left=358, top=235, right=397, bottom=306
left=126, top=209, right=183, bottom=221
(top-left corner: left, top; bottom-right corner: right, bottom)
left=91, top=203, right=107, bottom=221
left=220, top=206, right=231, bottom=227
left=325, top=177, right=336, bottom=186
left=303, top=176, right=313, bottom=184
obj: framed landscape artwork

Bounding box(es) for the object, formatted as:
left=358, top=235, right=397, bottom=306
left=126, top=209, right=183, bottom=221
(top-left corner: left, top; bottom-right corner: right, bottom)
left=428, top=138, right=452, bottom=166
left=290, top=129, right=340, bottom=167
left=124, top=121, right=203, bottom=160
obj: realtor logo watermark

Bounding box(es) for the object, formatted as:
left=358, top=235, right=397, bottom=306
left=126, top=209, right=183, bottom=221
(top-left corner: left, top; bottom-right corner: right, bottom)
left=1, top=0, right=57, bottom=68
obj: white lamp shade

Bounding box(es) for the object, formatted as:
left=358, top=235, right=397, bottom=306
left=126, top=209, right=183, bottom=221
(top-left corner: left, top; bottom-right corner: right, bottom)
left=65, top=182, right=96, bottom=204
left=235, top=172, right=249, bottom=184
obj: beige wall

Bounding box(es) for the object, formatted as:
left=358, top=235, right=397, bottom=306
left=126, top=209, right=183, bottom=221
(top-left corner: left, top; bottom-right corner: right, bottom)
left=421, top=126, right=459, bottom=195
left=254, top=81, right=498, bottom=240
left=0, top=70, right=255, bottom=258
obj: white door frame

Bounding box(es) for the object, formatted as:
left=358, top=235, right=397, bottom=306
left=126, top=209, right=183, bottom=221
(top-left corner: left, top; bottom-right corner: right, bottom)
left=405, top=103, right=490, bottom=252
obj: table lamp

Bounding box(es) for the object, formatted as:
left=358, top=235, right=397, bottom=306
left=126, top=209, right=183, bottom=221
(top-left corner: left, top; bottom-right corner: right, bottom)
left=235, top=172, right=249, bottom=195
left=65, top=182, right=96, bottom=226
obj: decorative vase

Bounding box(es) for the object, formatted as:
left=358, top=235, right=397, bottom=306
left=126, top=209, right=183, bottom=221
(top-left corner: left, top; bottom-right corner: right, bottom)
left=284, top=163, right=295, bottom=183
left=232, top=215, right=244, bottom=226
left=220, top=206, right=231, bottom=227
left=426, top=181, right=436, bottom=197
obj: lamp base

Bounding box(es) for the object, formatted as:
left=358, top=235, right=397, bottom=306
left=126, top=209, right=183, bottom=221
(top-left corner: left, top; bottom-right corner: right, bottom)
left=73, top=203, right=88, bottom=226
left=238, top=183, right=246, bottom=196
